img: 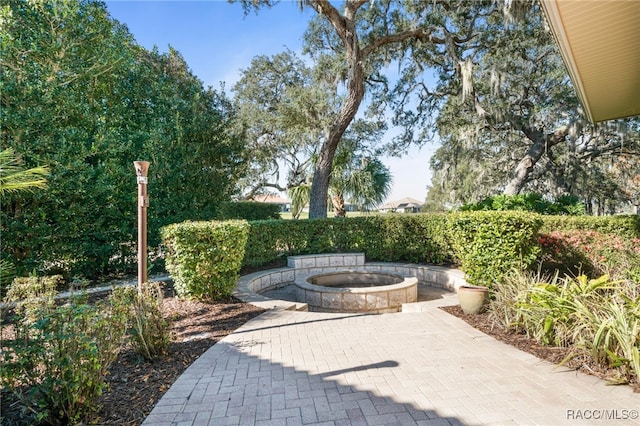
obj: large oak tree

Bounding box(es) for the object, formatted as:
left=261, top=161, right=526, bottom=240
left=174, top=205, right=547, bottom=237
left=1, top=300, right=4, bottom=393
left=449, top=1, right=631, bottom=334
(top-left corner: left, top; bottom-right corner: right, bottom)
left=237, top=0, right=499, bottom=217
left=426, top=1, right=640, bottom=211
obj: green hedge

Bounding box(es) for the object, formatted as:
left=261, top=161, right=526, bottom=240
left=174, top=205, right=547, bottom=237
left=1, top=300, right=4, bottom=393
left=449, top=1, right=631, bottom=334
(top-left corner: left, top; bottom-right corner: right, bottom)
left=540, top=215, right=640, bottom=238
left=162, top=212, right=551, bottom=299
left=447, top=211, right=543, bottom=288
left=242, top=214, right=455, bottom=268
left=161, top=220, right=249, bottom=299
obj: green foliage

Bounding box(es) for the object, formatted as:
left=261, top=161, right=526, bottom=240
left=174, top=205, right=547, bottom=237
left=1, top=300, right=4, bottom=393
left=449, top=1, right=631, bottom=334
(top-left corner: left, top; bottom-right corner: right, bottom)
left=216, top=201, right=281, bottom=221
left=4, top=274, right=62, bottom=322
left=163, top=212, right=546, bottom=296
left=0, top=148, right=49, bottom=196
left=0, top=259, right=17, bottom=297
left=1, top=279, right=128, bottom=424
left=329, top=139, right=393, bottom=217
left=111, top=282, right=170, bottom=360
left=162, top=221, right=250, bottom=300
left=540, top=215, right=640, bottom=239
left=491, top=271, right=639, bottom=386
left=460, top=193, right=585, bottom=215
left=1, top=1, right=245, bottom=280
left=232, top=49, right=327, bottom=195
left=241, top=214, right=455, bottom=269
left=447, top=211, right=543, bottom=288
left=538, top=230, right=640, bottom=283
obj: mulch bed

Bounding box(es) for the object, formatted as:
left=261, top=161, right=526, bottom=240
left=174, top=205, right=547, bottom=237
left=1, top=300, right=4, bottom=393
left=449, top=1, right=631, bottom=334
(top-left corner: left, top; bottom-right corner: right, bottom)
left=0, top=288, right=265, bottom=426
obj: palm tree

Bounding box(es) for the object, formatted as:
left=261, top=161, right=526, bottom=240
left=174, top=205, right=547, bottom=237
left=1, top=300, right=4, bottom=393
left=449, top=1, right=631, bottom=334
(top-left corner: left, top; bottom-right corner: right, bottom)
left=330, top=156, right=392, bottom=217
left=0, top=148, right=49, bottom=196
left=288, top=139, right=393, bottom=218
left=288, top=183, right=311, bottom=219
left=0, top=148, right=49, bottom=289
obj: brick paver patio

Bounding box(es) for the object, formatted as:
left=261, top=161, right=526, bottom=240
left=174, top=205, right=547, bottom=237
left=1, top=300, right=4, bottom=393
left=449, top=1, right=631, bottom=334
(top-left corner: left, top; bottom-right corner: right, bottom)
left=143, top=291, right=638, bottom=425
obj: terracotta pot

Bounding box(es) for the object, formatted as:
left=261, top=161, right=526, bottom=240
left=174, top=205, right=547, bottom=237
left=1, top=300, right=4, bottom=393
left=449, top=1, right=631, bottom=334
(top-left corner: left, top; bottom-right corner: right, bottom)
left=457, top=285, right=489, bottom=314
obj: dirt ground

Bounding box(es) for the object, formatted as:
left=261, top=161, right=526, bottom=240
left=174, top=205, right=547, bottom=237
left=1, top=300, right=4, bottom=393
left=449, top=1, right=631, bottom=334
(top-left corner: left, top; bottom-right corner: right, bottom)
left=1, top=283, right=636, bottom=425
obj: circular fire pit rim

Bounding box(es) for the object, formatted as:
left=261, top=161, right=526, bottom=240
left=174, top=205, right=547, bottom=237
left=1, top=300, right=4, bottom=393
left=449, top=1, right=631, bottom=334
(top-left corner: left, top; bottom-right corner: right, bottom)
left=296, top=270, right=416, bottom=294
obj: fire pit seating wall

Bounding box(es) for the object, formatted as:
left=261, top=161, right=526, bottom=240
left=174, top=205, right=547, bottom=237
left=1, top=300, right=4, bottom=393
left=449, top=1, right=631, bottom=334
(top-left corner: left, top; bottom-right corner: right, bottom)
left=235, top=253, right=467, bottom=312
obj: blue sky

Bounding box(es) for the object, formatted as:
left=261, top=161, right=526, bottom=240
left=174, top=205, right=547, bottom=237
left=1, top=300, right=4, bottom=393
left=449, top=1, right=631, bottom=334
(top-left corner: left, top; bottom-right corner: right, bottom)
left=106, top=1, right=435, bottom=203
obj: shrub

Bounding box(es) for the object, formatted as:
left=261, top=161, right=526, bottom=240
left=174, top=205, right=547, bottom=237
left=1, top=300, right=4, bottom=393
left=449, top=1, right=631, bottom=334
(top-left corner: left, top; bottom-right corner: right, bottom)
left=447, top=211, right=542, bottom=288
left=111, top=282, right=170, bottom=360
left=4, top=274, right=62, bottom=322
left=540, top=214, right=640, bottom=239
left=491, top=271, right=639, bottom=386
left=216, top=201, right=281, bottom=221
left=461, top=193, right=585, bottom=215
left=241, top=214, right=455, bottom=269
left=0, top=259, right=16, bottom=297
left=1, top=280, right=128, bottom=424
left=538, top=230, right=640, bottom=283
left=162, top=220, right=249, bottom=300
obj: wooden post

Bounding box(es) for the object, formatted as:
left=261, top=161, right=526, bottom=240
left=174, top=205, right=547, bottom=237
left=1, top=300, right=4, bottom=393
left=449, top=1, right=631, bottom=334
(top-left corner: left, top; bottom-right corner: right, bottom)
left=134, top=161, right=150, bottom=293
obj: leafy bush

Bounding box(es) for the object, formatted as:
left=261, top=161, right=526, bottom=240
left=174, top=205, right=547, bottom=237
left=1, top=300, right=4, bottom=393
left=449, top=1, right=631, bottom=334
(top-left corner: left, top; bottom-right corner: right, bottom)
left=1, top=280, right=128, bottom=424
left=0, top=259, right=17, bottom=297
left=461, top=193, right=585, bottom=215
left=4, top=274, right=62, bottom=322
left=216, top=201, right=281, bottom=221
left=111, top=282, right=170, bottom=360
left=540, top=214, right=640, bottom=239
left=242, top=214, right=455, bottom=269
left=447, top=211, right=542, bottom=288
left=162, top=220, right=249, bottom=299
left=538, top=230, right=640, bottom=282
left=1, top=1, right=245, bottom=280
left=491, top=271, right=639, bottom=386
left=164, top=212, right=543, bottom=293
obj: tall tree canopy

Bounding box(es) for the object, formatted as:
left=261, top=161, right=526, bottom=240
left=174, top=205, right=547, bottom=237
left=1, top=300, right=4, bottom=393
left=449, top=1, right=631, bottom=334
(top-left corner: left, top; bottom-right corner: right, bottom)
left=232, top=49, right=335, bottom=197
left=1, top=0, right=245, bottom=278
left=425, top=1, right=640, bottom=211
left=232, top=47, right=389, bottom=214
left=238, top=1, right=639, bottom=216
left=237, top=0, right=509, bottom=217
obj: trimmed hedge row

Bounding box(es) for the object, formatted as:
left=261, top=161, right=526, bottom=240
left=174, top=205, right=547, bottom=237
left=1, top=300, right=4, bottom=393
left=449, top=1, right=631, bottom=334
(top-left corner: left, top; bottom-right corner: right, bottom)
left=161, top=212, right=547, bottom=298
left=540, top=215, right=640, bottom=238
left=216, top=201, right=281, bottom=221
left=242, top=215, right=454, bottom=268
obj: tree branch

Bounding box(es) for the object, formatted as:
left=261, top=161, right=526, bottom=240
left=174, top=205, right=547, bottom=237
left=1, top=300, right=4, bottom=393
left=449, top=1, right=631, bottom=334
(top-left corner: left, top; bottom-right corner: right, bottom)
left=362, top=28, right=444, bottom=58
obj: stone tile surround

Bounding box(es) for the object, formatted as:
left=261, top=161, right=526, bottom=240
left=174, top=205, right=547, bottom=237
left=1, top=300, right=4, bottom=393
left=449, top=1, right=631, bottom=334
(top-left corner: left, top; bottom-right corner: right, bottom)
left=234, top=253, right=467, bottom=312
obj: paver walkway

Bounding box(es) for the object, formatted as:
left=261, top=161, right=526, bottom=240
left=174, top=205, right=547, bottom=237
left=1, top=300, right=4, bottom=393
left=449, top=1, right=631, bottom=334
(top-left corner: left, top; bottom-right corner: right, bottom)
left=143, top=291, right=638, bottom=426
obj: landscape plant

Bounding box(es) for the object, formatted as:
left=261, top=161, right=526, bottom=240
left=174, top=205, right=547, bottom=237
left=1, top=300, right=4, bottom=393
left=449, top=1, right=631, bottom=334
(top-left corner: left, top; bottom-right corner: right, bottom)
left=460, top=193, right=585, bottom=215
left=490, top=271, right=639, bottom=386
left=241, top=214, right=455, bottom=269
left=538, top=229, right=640, bottom=282
left=1, top=278, right=128, bottom=424
left=1, top=1, right=245, bottom=280
left=162, top=220, right=250, bottom=299
left=110, top=282, right=171, bottom=361
left=447, top=211, right=542, bottom=288
left=165, top=211, right=543, bottom=297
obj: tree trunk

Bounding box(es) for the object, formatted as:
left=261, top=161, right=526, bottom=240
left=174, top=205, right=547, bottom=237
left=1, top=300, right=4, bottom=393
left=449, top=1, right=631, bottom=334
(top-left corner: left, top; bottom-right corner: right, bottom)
left=308, top=5, right=365, bottom=218
left=504, top=126, right=569, bottom=195
left=332, top=192, right=346, bottom=217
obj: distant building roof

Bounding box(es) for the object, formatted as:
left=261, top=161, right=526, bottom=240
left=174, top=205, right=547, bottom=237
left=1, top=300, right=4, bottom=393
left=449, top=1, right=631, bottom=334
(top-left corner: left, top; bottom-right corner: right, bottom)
left=379, top=197, right=423, bottom=210
left=249, top=194, right=290, bottom=205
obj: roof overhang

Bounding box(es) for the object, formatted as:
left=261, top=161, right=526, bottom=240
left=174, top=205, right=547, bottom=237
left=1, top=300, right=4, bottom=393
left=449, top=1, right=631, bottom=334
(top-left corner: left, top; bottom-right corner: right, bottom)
left=540, top=0, right=640, bottom=122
